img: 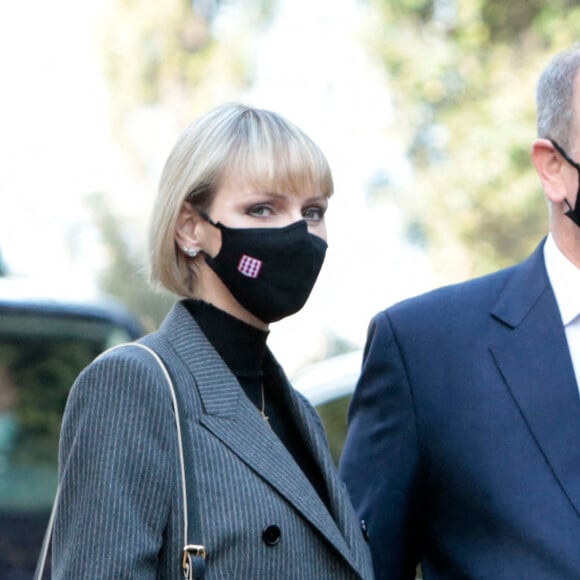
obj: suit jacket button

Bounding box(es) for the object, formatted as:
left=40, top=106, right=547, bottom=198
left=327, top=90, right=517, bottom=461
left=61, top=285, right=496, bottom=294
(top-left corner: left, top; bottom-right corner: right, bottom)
left=360, top=519, right=369, bottom=541
left=262, top=525, right=281, bottom=546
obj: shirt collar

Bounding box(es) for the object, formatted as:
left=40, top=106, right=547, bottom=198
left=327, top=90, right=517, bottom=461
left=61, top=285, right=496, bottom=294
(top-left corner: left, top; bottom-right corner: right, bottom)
left=544, top=233, right=580, bottom=325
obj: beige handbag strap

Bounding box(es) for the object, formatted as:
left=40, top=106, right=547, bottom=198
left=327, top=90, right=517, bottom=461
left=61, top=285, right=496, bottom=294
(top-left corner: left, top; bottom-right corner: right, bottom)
left=34, top=342, right=206, bottom=579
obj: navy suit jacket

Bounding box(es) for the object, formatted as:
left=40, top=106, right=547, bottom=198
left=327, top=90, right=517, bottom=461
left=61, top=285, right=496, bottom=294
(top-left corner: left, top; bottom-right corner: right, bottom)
left=340, top=240, right=580, bottom=579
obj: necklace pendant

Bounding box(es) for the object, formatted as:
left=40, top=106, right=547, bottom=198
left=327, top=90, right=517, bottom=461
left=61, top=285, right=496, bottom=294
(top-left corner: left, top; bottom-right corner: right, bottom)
left=259, top=382, right=270, bottom=426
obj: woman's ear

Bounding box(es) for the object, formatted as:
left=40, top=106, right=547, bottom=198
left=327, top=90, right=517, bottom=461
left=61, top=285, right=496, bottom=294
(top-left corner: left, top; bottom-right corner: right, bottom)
left=175, top=201, right=202, bottom=253
left=532, top=138, right=569, bottom=204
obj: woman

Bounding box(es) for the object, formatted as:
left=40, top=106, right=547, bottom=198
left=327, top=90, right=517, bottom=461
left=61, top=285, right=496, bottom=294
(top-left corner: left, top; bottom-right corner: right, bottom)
left=52, top=104, right=374, bottom=578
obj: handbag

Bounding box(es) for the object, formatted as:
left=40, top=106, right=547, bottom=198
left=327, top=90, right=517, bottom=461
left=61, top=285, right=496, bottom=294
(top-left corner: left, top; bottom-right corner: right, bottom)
left=33, top=342, right=206, bottom=579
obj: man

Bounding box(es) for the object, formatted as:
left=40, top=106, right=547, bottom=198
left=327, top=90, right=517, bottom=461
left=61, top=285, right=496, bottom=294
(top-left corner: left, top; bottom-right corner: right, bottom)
left=340, top=44, right=580, bottom=579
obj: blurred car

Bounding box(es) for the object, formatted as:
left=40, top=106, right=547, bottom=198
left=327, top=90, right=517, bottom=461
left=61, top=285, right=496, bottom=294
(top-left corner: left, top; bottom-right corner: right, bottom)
left=0, top=277, right=145, bottom=579
left=294, top=352, right=425, bottom=580
left=292, top=349, right=363, bottom=465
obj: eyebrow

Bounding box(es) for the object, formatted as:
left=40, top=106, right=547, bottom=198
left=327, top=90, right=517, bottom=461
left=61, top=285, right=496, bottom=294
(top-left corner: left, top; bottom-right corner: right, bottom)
left=257, top=191, right=328, bottom=204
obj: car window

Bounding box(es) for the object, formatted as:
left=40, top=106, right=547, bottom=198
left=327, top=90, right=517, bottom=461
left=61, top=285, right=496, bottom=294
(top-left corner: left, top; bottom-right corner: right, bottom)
left=0, top=308, right=141, bottom=578
left=315, top=393, right=352, bottom=465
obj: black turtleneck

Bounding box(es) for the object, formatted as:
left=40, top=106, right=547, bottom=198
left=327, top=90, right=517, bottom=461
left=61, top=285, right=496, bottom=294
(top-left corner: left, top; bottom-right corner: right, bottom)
left=183, top=299, right=331, bottom=511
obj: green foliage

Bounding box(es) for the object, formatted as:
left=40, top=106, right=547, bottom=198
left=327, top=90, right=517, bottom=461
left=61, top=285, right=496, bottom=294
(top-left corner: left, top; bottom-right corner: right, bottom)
left=100, top=0, right=279, bottom=137
left=316, top=395, right=350, bottom=466
left=0, top=339, right=100, bottom=464
left=365, top=0, right=580, bottom=280
left=87, top=192, right=175, bottom=330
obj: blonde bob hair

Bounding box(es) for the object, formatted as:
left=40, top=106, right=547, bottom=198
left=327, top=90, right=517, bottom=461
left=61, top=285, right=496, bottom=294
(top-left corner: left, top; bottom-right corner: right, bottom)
left=149, top=103, right=334, bottom=297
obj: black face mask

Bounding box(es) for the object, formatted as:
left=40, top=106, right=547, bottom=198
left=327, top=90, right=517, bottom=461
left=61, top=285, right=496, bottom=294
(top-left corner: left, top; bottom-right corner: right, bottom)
left=199, top=212, right=327, bottom=323
left=550, top=139, right=580, bottom=227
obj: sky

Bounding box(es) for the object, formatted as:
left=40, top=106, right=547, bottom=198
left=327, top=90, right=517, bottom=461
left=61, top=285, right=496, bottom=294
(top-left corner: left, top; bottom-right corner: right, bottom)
left=0, top=1, right=114, bottom=285
left=0, top=0, right=433, bottom=372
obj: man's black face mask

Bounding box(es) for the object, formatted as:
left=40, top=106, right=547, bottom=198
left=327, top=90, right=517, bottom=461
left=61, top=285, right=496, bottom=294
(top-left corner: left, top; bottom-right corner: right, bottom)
left=550, top=139, right=580, bottom=227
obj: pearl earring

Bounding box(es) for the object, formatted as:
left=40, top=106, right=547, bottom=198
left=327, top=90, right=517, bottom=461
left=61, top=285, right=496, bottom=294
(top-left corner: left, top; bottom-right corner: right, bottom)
left=182, top=246, right=199, bottom=258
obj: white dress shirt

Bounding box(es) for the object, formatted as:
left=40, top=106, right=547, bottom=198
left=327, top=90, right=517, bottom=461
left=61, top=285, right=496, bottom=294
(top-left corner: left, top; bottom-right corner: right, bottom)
left=544, top=233, right=580, bottom=393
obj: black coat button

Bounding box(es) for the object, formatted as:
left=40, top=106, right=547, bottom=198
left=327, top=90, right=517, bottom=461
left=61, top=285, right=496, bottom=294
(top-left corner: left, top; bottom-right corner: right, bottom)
left=262, top=525, right=281, bottom=546
left=360, top=519, right=369, bottom=541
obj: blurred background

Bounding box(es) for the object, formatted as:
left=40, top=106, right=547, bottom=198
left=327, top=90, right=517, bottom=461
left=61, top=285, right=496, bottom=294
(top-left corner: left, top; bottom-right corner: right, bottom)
left=1, top=0, right=580, bottom=373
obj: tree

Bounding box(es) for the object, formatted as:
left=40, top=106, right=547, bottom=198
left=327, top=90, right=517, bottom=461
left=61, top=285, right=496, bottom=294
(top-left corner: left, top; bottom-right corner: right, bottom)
left=86, top=192, right=175, bottom=329
left=0, top=250, right=7, bottom=276
left=364, top=0, right=580, bottom=281
left=99, top=0, right=279, bottom=164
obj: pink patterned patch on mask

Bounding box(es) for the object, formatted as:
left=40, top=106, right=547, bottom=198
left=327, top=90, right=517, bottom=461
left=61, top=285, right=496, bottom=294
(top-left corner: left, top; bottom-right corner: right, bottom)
left=237, top=254, right=263, bottom=278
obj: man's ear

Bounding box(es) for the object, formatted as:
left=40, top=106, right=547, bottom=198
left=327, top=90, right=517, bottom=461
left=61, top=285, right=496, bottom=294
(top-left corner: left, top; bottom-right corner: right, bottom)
left=532, top=138, right=568, bottom=203
left=175, top=201, right=202, bottom=252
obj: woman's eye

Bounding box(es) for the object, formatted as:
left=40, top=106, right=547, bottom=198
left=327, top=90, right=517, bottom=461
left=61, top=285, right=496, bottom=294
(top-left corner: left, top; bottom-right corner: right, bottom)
left=248, top=205, right=274, bottom=217
left=302, top=206, right=325, bottom=221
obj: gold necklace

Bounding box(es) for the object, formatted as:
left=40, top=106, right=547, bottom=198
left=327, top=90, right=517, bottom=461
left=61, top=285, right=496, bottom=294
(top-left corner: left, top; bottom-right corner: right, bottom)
left=260, top=382, right=270, bottom=424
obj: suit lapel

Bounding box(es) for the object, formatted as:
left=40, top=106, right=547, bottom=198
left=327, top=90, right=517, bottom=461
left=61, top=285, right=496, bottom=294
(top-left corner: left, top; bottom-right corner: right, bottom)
left=154, top=303, right=362, bottom=576
left=489, top=242, right=580, bottom=516
left=199, top=412, right=359, bottom=567
left=264, top=353, right=371, bottom=575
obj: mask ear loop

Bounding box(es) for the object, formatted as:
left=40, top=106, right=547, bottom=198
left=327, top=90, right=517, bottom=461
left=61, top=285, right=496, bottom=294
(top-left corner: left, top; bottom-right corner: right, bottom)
left=191, top=208, right=223, bottom=260
left=549, top=138, right=580, bottom=226
left=197, top=209, right=219, bottom=228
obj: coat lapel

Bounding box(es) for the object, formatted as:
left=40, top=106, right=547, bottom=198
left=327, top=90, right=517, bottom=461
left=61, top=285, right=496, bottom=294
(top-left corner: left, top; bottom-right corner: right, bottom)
left=489, top=242, right=580, bottom=516
left=264, top=353, right=371, bottom=576
left=153, top=303, right=363, bottom=576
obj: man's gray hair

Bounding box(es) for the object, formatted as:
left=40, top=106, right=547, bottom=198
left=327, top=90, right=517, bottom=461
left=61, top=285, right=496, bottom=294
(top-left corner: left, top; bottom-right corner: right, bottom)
left=537, top=44, right=580, bottom=150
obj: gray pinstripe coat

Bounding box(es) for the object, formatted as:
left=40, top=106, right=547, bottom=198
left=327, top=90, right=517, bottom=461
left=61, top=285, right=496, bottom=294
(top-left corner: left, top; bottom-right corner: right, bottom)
left=53, top=302, right=374, bottom=579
